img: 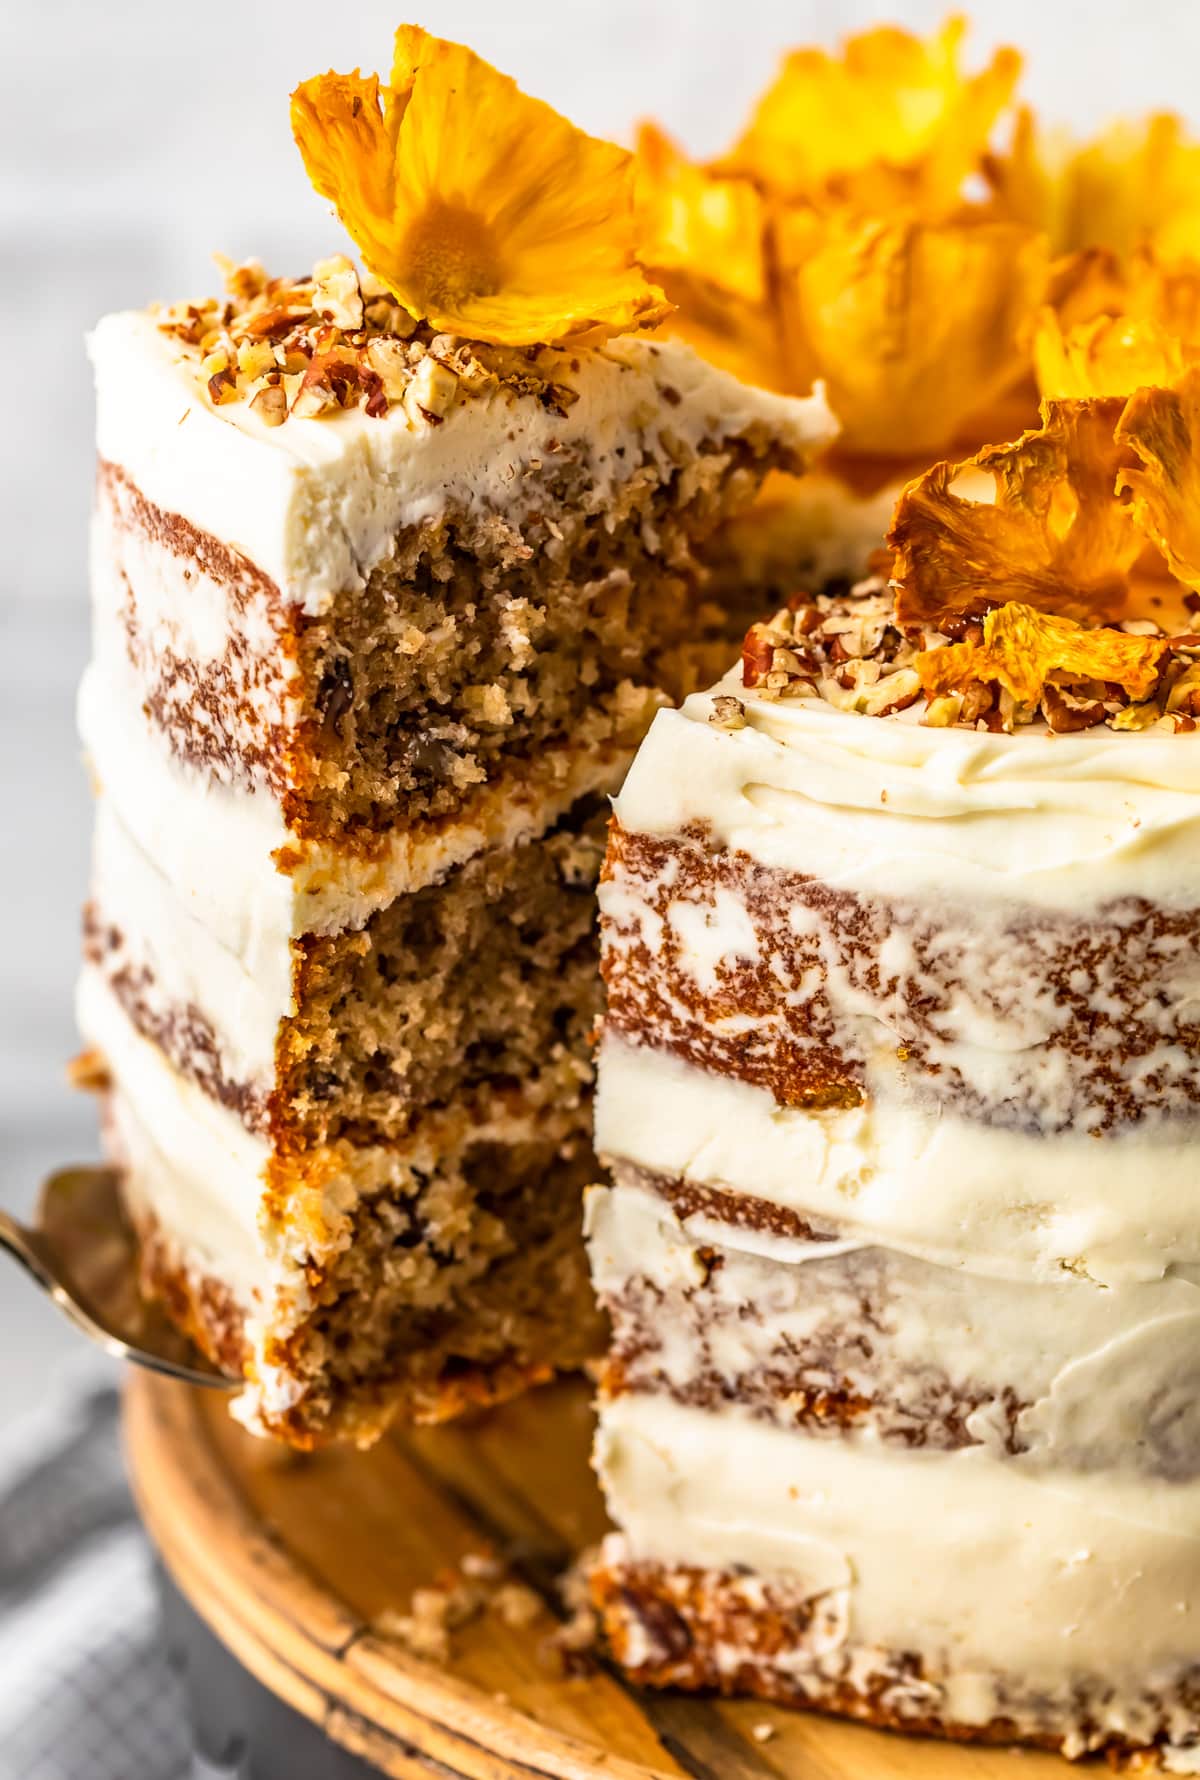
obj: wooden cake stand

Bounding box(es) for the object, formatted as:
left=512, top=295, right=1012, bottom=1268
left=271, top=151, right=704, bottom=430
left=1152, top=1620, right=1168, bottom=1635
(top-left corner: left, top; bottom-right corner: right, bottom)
left=125, top=1371, right=1066, bottom=1779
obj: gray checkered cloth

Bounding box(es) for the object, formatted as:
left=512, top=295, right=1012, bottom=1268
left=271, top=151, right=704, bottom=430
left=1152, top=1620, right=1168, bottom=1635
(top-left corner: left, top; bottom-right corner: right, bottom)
left=0, top=1359, right=194, bottom=1780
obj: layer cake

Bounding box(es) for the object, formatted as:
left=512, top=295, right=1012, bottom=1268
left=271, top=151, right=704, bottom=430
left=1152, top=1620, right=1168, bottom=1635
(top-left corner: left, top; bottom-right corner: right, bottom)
left=588, top=565, right=1200, bottom=1765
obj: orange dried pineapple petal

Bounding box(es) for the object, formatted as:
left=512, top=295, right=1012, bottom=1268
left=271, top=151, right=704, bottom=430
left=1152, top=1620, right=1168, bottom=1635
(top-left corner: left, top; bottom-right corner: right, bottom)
left=1035, top=249, right=1200, bottom=398
left=726, top=16, right=1020, bottom=213
left=1034, top=310, right=1187, bottom=399
left=1058, top=113, right=1200, bottom=259
left=290, top=73, right=403, bottom=285
left=635, top=122, right=767, bottom=307
left=918, top=602, right=1168, bottom=707
left=890, top=399, right=1139, bottom=626
left=632, top=123, right=782, bottom=387
left=292, top=30, right=669, bottom=346
left=1117, top=366, right=1200, bottom=589
left=778, top=210, right=1046, bottom=458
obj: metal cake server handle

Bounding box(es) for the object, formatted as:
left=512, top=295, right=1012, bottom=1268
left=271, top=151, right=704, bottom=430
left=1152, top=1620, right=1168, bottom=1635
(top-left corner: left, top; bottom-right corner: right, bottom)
left=0, top=1165, right=234, bottom=1388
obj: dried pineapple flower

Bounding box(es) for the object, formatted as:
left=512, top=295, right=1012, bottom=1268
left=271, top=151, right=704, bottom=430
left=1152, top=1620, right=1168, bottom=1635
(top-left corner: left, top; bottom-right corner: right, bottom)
left=290, top=29, right=669, bottom=346
left=994, top=110, right=1200, bottom=261
left=917, top=602, right=1168, bottom=708
left=1056, top=114, right=1200, bottom=260
left=1034, top=250, right=1200, bottom=399
left=630, top=136, right=1045, bottom=457
left=724, top=16, right=1020, bottom=214
left=890, top=399, right=1141, bottom=627
left=629, top=17, right=1037, bottom=464
left=1035, top=311, right=1188, bottom=400
left=633, top=122, right=780, bottom=388
left=636, top=122, right=767, bottom=309
left=1117, top=367, right=1200, bottom=590
left=777, top=209, right=1047, bottom=457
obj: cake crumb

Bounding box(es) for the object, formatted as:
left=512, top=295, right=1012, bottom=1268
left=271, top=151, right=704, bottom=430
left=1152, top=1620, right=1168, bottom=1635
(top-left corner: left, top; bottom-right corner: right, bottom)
left=375, top=1590, right=456, bottom=1664
left=374, top=1548, right=554, bottom=1662
left=494, top=1581, right=543, bottom=1628
left=461, top=1549, right=505, bottom=1583
left=542, top=1551, right=601, bottom=1674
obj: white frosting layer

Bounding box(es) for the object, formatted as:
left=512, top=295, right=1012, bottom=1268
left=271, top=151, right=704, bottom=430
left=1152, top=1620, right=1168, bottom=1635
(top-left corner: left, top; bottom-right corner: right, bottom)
left=80, top=649, right=294, bottom=957
left=598, top=1393, right=1200, bottom=1733
left=615, top=671, right=1200, bottom=913
left=588, top=1182, right=1200, bottom=1475
left=79, top=967, right=270, bottom=1302
left=91, top=799, right=285, bottom=1090
left=90, top=483, right=301, bottom=794
left=90, top=310, right=834, bottom=615
left=595, top=1035, right=1200, bottom=1284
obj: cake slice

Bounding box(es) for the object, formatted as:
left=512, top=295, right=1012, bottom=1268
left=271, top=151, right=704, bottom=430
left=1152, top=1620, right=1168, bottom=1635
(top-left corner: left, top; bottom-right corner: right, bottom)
left=78, top=86, right=831, bottom=1449
left=587, top=399, right=1200, bottom=1762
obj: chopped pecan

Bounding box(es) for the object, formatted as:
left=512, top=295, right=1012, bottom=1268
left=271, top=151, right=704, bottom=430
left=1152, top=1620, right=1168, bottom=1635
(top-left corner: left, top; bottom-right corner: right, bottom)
left=742, top=624, right=775, bottom=688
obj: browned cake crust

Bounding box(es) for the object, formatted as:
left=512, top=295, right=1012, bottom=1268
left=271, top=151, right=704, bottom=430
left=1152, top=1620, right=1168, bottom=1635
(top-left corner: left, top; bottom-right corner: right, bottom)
left=590, top=1558, right=1193, bottom=1770
left=601, top=819, right=1200, bottom=1133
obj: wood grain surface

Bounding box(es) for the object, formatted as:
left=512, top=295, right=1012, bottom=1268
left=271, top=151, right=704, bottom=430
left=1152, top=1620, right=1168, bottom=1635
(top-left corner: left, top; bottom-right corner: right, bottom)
left=124, top=1371, right=1066, bottom=1779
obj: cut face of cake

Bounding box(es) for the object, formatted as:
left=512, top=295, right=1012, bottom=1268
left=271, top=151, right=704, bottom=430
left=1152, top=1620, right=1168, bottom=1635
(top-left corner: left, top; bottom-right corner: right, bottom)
left=587, top=581, right=1200, bottom=1763
left=78, top=264, right=832, bottom=1445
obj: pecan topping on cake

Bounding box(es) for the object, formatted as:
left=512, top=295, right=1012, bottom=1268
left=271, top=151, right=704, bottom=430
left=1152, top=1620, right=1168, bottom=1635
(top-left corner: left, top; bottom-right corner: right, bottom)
left=739, top=578, right=1200, bottom=734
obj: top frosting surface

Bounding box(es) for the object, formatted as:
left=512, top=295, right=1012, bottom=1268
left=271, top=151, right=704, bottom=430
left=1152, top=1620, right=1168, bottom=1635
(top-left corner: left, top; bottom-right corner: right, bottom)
left=88, top=310, right=833, bottom=615
left=614, top=669, right=1200, bottom=911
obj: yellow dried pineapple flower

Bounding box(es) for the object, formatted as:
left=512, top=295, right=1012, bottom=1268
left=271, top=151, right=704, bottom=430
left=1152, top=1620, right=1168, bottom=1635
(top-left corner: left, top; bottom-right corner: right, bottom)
left=290, top=28, right=669, bottom=346
left=1035, top=311, right=1188, bottom=400
left=1118, top=366, right=1200, bottom=590
left=1035, top=249, right=1200, bottom=398
left=983, top=105, right=1061, bottom=232
left=636, top=122, right=767, bottom=308
left=633, top=122, right=781, bottom=389
left=1057, top=114, right=1200, bottom=260
left=777, top=208, right=1047, bottom=457
left=917, top=602, right=1168, bottom=708
left=889, top=399, right=1141, bottom=627
left=725, top=15, right=1021, bottom=213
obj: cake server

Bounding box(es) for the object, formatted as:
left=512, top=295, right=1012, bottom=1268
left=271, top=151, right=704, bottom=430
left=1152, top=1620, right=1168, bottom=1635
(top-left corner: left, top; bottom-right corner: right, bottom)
left=0, top=1166, right=234, bottom=1387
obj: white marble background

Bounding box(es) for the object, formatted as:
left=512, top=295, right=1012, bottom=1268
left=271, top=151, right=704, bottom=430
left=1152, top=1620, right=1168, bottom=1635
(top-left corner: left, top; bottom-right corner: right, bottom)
left=1, top=0, right=1196, bottom=1413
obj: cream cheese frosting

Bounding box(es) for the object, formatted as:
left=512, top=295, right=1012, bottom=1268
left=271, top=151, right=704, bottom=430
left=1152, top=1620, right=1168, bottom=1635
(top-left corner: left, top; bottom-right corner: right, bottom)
left=598, top=1392, right=1200, bottom=1738
left=595, top=1035, right=1200, bottom=1284
left=89, top=311, right=834, bottom=616
left=615, top=670, right=1200, bottom=913
left=90, top=799, right=286, bottom=1091
left=78, top=967, right=270, bottom=1301
left=588, top=1180, right=1200, bottom=1476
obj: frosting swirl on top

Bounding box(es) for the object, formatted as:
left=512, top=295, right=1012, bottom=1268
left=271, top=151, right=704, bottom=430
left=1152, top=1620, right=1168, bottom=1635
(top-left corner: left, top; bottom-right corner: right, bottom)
left=615, top=670, right=1200, bottom=911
